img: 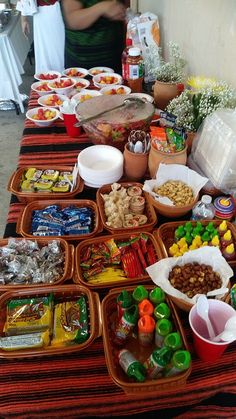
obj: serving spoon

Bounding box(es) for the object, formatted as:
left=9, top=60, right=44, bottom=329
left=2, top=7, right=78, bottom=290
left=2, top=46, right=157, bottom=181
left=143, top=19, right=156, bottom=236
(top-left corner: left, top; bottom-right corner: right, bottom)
left=196, top=295, right=216, bottom=339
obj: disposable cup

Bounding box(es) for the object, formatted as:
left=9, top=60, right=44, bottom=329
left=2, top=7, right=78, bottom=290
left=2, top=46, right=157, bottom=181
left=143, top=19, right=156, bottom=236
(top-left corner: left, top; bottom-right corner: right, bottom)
left=189, top=299, right=236, bottom=363
left=62, top=113, right=81, bottom=137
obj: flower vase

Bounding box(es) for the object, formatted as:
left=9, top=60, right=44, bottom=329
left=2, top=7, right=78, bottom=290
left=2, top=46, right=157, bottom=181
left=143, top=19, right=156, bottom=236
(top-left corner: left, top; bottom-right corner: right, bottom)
left=153, top=80, right=184, bottom=110
left=123, top=143, right=149, bottom=181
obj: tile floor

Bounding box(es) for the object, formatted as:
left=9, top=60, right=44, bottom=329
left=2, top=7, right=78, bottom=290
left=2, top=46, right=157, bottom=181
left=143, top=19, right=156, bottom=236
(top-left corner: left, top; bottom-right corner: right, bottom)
left=0, top=59, right=34, bottom=236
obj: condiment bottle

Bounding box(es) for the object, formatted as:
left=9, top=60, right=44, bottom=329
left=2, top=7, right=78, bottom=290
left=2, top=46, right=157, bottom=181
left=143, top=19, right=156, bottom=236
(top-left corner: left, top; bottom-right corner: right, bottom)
left=191, top=195, right=215, bottom=221
left=138, top=299, right=154, bottom=317
left=149, top=287, right=165, bottom=306
left=164, top=332, right=183, bottom=351
left=113, top=304, right=138, bottom=346
left=153, top=302, right=171, bottom=320
left=155, top=318, right=173, bottom=347
left=165, top=350, right=191, bottom=377
left=121, top=38, right=132, bottom=83
left=118, top=349, right=146, bottom=382
left=132, top=285, right=148, bottom=303
left=144, top=346, right=172, bottom=379
left=138, top=314, right=156, bottom=346
left=116, top=290, right=133, bottom=320
left=126, top=47, right=144, bottom=93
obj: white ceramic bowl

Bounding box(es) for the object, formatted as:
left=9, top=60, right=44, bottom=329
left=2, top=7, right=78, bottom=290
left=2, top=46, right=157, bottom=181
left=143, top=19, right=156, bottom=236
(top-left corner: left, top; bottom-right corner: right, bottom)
left=38, top=93, right=68, bottom=108
left=100, top=84, right=131, bottom=95
left=77, top=145, right=124, bottom=184
left=34, top=71, right=61, bottom=82
left=72, top=78, right=90, bottom=92
left=31, top=81, right=52, bottom=96
left=62, top=67, right=89, bottom=78
left=88, top=66, right=114, bottom=76
left=26, top=106, right=60, bottom=127
left=129, top=92, right=154, bottom=103
left=47, top=78, right=76, bottom=95
left=92, top=72, right=122, bottom=89
left=72, top=90, right=102, bottom=103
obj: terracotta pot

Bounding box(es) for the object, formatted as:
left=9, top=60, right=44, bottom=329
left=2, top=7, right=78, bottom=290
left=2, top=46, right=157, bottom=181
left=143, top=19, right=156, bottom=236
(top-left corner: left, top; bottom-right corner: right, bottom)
left=123, top=143, right=149, bottom=181
left=153, top=80, right=184, bottom=110
left=148, top=142, right=187, bottom=179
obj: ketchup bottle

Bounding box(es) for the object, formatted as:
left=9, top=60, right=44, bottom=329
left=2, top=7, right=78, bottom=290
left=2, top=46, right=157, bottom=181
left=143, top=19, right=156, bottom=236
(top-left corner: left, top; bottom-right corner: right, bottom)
left=121, top=38, right=132, bottom=83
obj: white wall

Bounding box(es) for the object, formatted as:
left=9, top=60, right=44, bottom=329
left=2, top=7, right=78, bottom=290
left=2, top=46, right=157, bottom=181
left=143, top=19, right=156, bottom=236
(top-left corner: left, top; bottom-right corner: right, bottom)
left=137, top=0, right=236, bottom=88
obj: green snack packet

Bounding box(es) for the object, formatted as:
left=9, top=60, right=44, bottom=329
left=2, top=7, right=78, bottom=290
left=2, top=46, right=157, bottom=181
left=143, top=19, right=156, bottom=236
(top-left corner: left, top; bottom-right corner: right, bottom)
left=230, top=284, right=236, bottom=309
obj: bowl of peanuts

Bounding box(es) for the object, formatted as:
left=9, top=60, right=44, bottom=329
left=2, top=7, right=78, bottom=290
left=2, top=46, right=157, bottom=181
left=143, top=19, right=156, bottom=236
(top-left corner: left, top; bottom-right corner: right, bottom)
left=146, top=247, right=232, bottom=311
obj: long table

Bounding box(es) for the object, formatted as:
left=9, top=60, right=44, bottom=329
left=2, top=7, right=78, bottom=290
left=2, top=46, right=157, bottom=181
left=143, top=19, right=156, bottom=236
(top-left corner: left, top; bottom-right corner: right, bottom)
left=2, top=91, right=236, bottom=418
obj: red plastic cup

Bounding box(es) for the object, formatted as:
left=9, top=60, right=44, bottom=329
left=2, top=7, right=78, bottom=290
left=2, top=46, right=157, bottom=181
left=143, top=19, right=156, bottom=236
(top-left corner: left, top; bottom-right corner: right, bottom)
left=189, top=299, right=236, bottom=363
left=62, top=113, right=81, bottom=137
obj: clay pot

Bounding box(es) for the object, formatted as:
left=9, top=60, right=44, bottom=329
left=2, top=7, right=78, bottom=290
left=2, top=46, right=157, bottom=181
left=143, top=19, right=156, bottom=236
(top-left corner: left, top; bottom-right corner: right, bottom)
left=148, top=141, right=187, bottom=179
left=123, top=143, right=149, bottom=181
left=153, top=80, right=184, bottom=110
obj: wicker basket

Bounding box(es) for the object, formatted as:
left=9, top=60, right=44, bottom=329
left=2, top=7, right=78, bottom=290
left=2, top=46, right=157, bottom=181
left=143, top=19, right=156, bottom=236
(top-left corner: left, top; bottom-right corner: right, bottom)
left=8, top=165, right=84, bottom=203
left=75, top=231, right=163, bottom=290
left=0, top=284, right=101, bottom=358
left=0, top=237, right=74, bottom=292
left=17, top=199, right=103, bottom=242
left=101, top=285, right=191, bottom=395
left=154, top=220, right=236, bottom=268
left=96, top=182, right=157, bottom=234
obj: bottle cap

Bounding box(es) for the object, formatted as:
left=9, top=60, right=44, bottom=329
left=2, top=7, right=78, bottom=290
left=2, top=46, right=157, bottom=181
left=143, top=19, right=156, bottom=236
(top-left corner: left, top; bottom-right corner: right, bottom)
left=149, top=287, right=165, bottom=305
left=153, top=346, right=172, bottom=367
left=172, top=350, right=191, bottom=370
left=128, top=47, right=141, bottom=57
left=201, top=195, right=212, bottom=205
left=117, top=290, right=132, bottom=308
left=132, top=285, right=148, bottom=303
left=126, top=38, right=132, bottom=47
left=164, top=332, right=183, bottom=350
left=123, top=304, right=139, bottom=324
left=154, top=302, right=171, bottom=320
left=138, top=299, right=154, bottom=317
left=156, top=318, right=173, bottom=336
left=138, top=314, right=155, bottom=333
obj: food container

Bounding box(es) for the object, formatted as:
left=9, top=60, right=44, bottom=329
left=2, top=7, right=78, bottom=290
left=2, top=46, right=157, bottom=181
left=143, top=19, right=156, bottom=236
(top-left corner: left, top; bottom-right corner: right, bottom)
left=0, top=237, right=74, bottom=292
left=147, top=192, right=199, bottom=218
left=96, top=182, right=157, bottom=234
left=62, top=67, right=89, bottom=78
left=17, top=199, right=102, bottom=242
left=154, top=220, right=236, bottom=268
left=75, top=94, right=155, bottom=150
left=75, top=231, right=162, bottom=290
left=31, top=81, right=52, bottom=96
left=8, top=165, right=84, bottom=203
left=92, top=72, right=122, bottom=88
left=72, top=90, right=102, bottom=103
left=26, top=107, right=60, bottom=127
left=34, top=71, right=61, bottom=82
left=38, top=94, right=68, bottom=108
left=100, top=85, right=131, bottom=95
left=0, top=284, right=101, bottom=358
left=101, top=285, right=191, bottom=394
left=88, top=66, right=114, bottom=76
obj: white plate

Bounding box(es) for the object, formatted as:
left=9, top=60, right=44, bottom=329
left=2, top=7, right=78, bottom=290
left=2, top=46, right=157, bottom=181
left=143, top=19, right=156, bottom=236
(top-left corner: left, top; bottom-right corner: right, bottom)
left=88, top=66, right=114, bottom=77
left=62, top=67, right=89, bottom=78
left=38, top=94, right=68, bottom=108
left=34, top=70, right=61, bottom=82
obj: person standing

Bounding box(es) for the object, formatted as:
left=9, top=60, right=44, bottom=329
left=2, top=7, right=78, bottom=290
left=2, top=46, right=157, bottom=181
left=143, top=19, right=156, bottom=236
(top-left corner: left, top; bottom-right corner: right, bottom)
left=61, top=0, right=126, bottom=73
left=17, top=0, right=65, bottom=73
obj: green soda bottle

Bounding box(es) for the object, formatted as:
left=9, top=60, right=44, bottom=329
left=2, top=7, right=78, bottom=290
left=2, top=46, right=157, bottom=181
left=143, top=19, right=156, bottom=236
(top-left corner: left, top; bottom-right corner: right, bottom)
left=155, top=318, right=173, bottom=347
left=144, top=346, right=172, bottom=379
left=113, top=304, right=139, bottom=346
left=132, top=285, right=148, bottom=303
left=118, top=349, right=146, bottom=382
left=154, top=302, right=171, bottom=320
left=117, top=290, right=133, bottom=320
left=149, top=287, right=165, bottom=305
left=164, top=332, right=183, bottom=351
left=165, top=350, right=191, bottom=377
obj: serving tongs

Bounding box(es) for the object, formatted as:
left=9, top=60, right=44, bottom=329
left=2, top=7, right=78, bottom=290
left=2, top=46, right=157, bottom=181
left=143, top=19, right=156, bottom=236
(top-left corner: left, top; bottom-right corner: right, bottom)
left=74, top=97, right=145, bottom=127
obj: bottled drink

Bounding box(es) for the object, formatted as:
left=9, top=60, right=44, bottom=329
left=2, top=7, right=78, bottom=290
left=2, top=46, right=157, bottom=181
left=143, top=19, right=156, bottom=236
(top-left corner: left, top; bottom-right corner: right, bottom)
left=165, top=350, right=191, bottom=377
left=116, top=290, right=133, bottom=320
left=138, top=299, right=154, bottom=317
left=132, top=285, right=148, bottom=303
left=118, top=349, right=146, bottom=382
left=149, top=287, right=165, bottom=306
left=153, top=302, right=171, bottom=320
left=126, top=47, right=144, bottom=93
left=144, top=346, right=172, bottom=379
left=121, top=38, right=132, bottom=82
left=191, top=195, right=215, bottom=221
left=155, top=318, right=173, bottom=347
left=138, top=314, right=156, bottom=346
left=113, top=304, right=138, bottom=346
left=164, top=332, right=183, bottom=351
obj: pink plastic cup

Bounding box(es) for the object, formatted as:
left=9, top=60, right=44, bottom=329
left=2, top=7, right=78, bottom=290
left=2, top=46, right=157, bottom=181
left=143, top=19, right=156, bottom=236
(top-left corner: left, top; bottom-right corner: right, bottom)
left=62, top=113, right=81, bottom=137
left=189, top=299, right=236, bottom=363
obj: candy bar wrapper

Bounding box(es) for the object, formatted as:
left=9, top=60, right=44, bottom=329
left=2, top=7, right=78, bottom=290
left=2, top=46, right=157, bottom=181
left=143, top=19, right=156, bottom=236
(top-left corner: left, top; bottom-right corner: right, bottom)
left=146, top=246, right=232, bottom=305
left=143, top=163, right=209, bottom=206
left=0, top=330, right=50, bottom=351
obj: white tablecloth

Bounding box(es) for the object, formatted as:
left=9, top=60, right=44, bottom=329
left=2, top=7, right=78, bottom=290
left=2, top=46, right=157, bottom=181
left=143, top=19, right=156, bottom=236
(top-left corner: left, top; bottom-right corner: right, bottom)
left=0, top=12, right=30, bottom=113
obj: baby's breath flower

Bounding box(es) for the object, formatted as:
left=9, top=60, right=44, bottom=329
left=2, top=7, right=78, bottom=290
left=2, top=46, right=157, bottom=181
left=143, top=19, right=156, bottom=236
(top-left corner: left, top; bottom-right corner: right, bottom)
left=154, top=42, right=186, bottom=83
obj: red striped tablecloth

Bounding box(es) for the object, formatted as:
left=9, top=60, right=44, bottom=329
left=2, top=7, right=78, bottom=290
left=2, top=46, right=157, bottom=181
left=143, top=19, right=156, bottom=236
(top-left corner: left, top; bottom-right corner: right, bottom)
left=2, top=91, right=236, bottom=418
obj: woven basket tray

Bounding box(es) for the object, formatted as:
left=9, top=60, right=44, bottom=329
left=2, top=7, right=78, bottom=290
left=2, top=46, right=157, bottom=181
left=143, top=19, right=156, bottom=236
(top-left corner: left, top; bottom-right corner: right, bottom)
left=101, top=285, right=191, bottom=395
left=17, top=199, right=103, bottom=242
left=0, top=237, right=74, bottom=292
left=96, top=182, right=157, bottom=234
left=8, top=165, right=84, bottom=203
left=0, top=284, right=101, bottom=358
left=75, top=231, right=163, bottom=290
left=154, top=220, right=236, bottom=268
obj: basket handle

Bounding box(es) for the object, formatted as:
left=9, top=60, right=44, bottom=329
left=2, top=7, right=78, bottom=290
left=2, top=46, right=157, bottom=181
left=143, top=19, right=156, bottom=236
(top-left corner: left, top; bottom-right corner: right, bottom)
left=15, top=208, right=25, bottom=234
left=77, top=178, right=84, bottom=194
left=7, top=170, right=16, bottom=192
left=66, top=244, right=74, bottom=279
left=91, top=292, right=103, bottom=338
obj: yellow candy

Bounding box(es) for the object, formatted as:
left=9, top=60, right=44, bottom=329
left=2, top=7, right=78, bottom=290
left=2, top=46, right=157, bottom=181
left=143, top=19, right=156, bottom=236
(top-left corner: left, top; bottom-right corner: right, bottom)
left=223, top=230, right=232, bottom=241
left=211, top=236, right=220, bottom=246
left=169, top=243, right=179, bottom=256
left=189, top=244, right=198, bottom=250
left=179, top=245, right=188, bottom=255
left=201, top=241, right=209, bottom=247
left=192, top=235, right=202, bottom=246
left=219, top=220, right=227, bottom=232
left=174, top=252, right=182, bottom=257
left=225, top=243, right=235, bottom=255
left=177, top=238, right=187, bottom=247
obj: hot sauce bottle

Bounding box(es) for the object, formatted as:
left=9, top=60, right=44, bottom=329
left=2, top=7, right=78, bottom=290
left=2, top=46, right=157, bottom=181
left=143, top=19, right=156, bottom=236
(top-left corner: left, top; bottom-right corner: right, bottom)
left=126, top=47, right=144, bottom=93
